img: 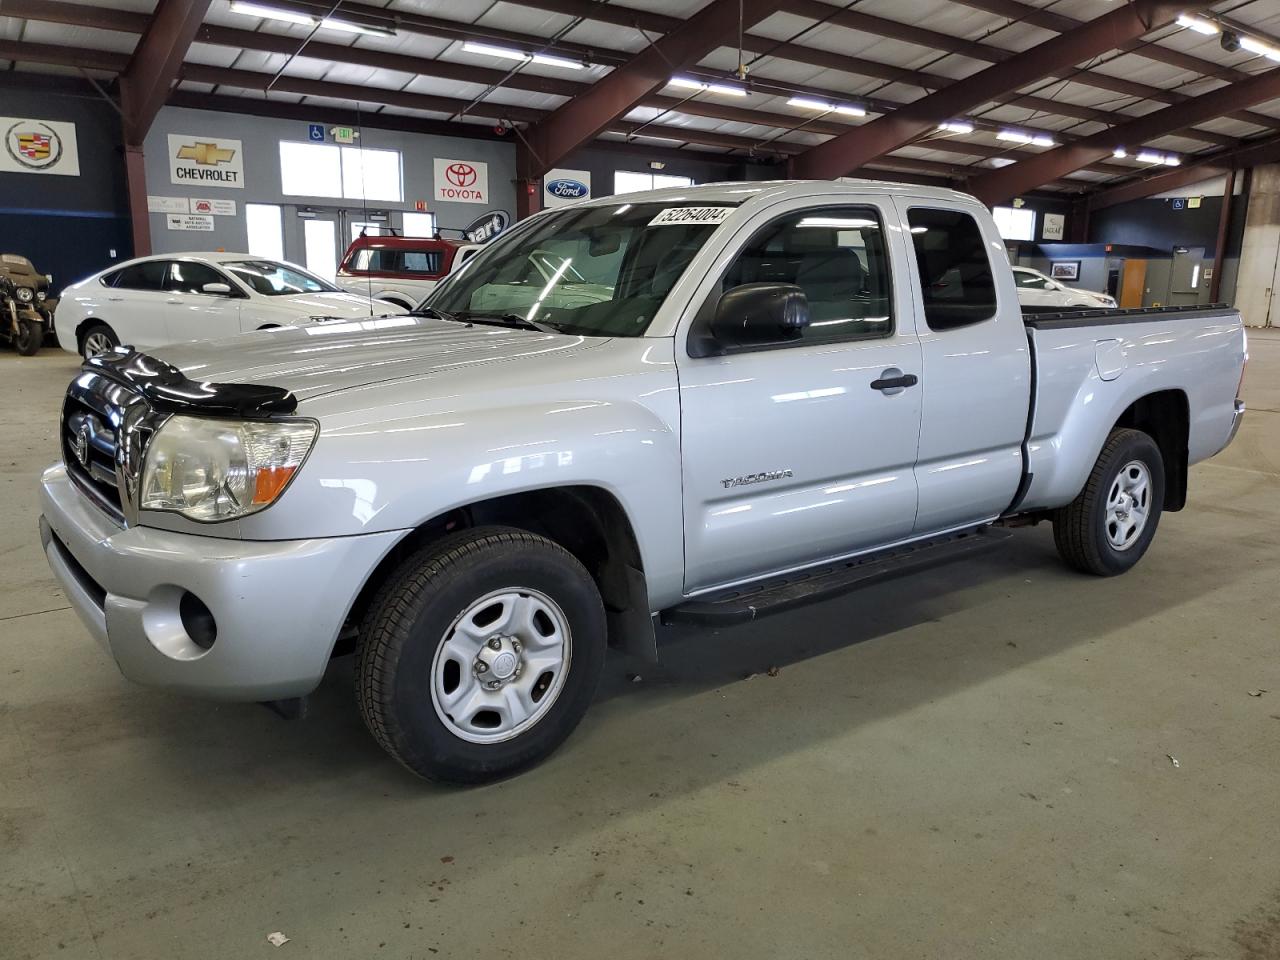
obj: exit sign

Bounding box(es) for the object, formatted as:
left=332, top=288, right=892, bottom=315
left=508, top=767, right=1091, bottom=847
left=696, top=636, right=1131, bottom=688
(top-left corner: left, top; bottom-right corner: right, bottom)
left=332, top=126, right=358, bottom=144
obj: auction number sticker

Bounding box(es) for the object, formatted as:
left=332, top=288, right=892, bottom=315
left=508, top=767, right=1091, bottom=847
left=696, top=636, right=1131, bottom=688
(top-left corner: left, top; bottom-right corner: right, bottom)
left=648, top=206, right=733, bottom=226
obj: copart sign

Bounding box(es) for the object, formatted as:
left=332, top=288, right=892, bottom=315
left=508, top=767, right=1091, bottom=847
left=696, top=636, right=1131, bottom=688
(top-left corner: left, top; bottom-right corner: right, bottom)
left=168, top=134, right=244, bottom=188
left=434, top=158, right=489, bottom=204
left=0, top=118, right=80, bottom=176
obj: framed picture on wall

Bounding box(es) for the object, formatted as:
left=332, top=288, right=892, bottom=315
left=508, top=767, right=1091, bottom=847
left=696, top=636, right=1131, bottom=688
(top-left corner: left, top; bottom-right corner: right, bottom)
left=1050, top=260, right=1080, bottom=282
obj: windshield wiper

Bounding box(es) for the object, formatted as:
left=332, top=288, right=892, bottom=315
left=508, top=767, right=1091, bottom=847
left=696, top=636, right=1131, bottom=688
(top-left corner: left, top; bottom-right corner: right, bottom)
left=411, top=305, right=460, bottom=321
left=455, top=311, right=562, bottom=333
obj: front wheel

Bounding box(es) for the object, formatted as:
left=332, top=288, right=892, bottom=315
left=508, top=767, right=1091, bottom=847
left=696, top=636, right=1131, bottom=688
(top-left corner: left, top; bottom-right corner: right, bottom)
left=1053, top=428, right=1165, bottom=576
left=14, top=318, right=42, bottom=355
left=356, top=527, right=606, bottom=783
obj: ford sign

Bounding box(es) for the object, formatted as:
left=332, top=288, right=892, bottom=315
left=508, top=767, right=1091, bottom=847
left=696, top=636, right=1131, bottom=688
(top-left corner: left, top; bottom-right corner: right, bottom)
left=546, top=178, right=589, bottom=201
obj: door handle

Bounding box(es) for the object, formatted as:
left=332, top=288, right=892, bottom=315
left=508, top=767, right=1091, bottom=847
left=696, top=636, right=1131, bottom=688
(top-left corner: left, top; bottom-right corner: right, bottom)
left=166, top=297, right=183, bottom=304
left=870, top=373, right=919, bottom=392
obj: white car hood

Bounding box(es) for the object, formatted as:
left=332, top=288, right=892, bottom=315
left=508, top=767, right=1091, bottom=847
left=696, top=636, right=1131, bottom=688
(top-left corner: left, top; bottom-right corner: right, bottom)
left=276, top=290, right=394, bottom=318
left=151, top=316, right=609, bottom=401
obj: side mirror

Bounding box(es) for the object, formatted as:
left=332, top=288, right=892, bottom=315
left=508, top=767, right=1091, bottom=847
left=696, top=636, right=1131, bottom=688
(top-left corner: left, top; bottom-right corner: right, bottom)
left=202, top=281, right=233, bottom=296
left=710, top=283, right=809, bottom=347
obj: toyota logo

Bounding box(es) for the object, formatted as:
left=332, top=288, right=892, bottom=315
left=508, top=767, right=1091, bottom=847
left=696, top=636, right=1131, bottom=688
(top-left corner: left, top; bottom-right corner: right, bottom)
left=74, top=420, right=92, bottom=469
left=446, top=163, right=477, bottom=187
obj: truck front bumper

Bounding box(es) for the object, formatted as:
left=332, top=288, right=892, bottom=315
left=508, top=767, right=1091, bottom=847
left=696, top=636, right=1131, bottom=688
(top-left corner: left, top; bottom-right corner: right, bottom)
left=39, top=463, right=403, bottom=701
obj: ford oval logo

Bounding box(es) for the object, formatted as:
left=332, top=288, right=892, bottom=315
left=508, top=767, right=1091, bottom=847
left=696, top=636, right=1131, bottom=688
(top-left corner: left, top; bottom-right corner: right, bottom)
left=546, top=178, right=589, bottom=200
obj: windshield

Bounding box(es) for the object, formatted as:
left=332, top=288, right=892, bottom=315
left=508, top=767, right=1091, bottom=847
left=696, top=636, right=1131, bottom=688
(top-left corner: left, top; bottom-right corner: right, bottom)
left=426, top=202, right=737, bottom=337
left=225, top=260, right=338, bottom=296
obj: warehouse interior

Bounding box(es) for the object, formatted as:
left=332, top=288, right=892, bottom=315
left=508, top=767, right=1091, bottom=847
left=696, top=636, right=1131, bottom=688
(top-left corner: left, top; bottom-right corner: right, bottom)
left=1, top=0, right=1278, bottom=957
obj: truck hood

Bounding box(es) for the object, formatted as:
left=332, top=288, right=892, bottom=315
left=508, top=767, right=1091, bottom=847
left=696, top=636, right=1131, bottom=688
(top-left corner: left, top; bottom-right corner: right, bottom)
left=151, top=316, right=609, bottom=401
left=273, top=290, right=393, bottom=318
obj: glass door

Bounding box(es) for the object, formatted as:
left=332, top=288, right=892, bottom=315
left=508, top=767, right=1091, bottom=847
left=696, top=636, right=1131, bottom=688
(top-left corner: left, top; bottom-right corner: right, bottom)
left=303, top=216, right=339, bottom=281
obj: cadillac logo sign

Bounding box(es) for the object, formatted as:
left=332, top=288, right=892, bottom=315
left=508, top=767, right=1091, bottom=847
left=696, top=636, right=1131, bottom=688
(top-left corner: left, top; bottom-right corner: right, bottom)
left=2, top=119, right=79, bottom=176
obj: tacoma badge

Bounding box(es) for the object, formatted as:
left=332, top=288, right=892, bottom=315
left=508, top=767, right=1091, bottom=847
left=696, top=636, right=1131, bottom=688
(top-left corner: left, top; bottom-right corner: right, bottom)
left=721, top=469, right=793, bottom=489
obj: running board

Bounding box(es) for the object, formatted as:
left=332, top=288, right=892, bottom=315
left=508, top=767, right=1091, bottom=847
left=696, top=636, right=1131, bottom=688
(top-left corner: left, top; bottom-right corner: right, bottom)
left=660, top=527, right=1012, bottom=627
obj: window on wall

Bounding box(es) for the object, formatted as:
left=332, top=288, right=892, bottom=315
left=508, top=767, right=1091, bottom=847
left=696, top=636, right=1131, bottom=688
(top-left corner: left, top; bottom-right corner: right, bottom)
left=245, top=203, right=284, bottom=261
left=402, top=211, right=437, bottom=237
left=279, top=142, right=403, bottom=202
left=991, top=205, right=1036, bottom=242
left=614, top=170, right=694, bottom=194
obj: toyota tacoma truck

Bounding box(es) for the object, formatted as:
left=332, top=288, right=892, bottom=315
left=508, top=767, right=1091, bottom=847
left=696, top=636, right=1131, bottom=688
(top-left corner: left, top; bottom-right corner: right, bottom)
left=38, top=181, right=1247, bottom=783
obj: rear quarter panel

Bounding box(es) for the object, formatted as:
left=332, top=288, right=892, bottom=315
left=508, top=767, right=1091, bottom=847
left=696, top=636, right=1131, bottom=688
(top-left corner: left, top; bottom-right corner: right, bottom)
left=1021, top=312, right=1245, bottom=511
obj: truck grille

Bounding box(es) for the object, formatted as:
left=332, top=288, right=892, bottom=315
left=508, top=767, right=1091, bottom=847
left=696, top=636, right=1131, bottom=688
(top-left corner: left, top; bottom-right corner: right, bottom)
left=61, top=372, right=153, bottom=523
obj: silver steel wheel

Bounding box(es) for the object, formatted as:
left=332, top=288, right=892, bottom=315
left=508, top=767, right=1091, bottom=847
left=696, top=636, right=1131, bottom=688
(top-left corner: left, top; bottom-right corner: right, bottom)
left=430, top=587, right=573, bottom=744
left=83, top=331, right=114, bottom=358
left=1105, top=459, right=1152, bottom=551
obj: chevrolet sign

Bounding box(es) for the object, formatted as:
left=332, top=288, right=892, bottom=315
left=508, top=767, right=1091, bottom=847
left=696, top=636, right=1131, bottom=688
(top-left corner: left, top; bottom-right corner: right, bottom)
left=168, top=134, right=244, bottom=188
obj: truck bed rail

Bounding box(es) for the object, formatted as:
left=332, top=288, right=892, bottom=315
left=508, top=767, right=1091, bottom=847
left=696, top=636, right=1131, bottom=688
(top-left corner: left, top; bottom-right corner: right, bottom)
left=1023, top=303, right=1234, bottom=330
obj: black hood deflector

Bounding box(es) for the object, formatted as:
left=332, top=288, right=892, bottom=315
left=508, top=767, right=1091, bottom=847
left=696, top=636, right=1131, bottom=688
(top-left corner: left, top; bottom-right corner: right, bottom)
left=85, top=349, right=298, bottom=417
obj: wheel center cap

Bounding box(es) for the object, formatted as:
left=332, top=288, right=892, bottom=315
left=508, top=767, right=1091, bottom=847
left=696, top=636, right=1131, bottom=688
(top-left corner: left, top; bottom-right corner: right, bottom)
left=491, top=650, right=519, bottom=680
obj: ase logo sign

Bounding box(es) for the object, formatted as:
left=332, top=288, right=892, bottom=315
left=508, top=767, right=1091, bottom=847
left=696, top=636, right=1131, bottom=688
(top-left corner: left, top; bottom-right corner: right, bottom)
left=544, top=168, right=591, bottom=208
left=434, top=157, right=489, bottom=204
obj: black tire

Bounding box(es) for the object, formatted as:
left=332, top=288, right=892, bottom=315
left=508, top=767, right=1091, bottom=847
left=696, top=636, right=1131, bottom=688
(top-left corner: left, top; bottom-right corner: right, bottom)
left=356, top=527, right=607, bottom=784
left=79, top=322, right=118, bottom=360
left=14, top=318, right=41, bottom=355
left=1053, top=428, right=1165, bottom=576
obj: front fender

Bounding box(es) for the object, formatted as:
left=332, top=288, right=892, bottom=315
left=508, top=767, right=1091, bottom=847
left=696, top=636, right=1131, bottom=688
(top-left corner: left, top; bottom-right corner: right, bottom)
left=238, top=390, right=686, bottom=604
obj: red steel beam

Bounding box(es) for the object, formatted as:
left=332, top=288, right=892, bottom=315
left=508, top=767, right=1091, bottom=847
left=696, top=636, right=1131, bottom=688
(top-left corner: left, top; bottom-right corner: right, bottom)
left=521, top=0, right=784, bottom=182
left=119, top=0, right=212, bottom=144
left=789, top=0, right=1206, bottom=181
left=968, top=67, right=1280, bottom=206
left=1088, top=134, right=1280, bottom=209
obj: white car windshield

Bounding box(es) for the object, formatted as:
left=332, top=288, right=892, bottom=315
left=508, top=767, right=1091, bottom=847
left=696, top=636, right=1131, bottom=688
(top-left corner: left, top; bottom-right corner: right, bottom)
left=226, top=260, right=339, bottom=296
left=426, top=202, right=738, bottom=337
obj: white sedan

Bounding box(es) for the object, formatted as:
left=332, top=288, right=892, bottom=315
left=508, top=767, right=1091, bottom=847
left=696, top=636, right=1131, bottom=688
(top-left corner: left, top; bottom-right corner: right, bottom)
left=1013, top=266, right=1116, bottom=310
left=56, top=253, right=393, bottom=359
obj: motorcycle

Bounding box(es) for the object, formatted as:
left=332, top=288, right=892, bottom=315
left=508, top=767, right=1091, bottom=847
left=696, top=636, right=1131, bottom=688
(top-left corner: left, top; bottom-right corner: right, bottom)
left=0, top=254, right=57, bottom=356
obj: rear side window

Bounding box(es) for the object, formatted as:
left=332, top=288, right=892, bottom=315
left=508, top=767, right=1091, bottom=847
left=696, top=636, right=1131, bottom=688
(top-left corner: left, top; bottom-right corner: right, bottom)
left=352, top=247, right=443, bottom=276
left=167, top=261, right=231, bottom=295
left=907, top=208, right=997, bottom=331
left=110, top=260, right=169, bottom=291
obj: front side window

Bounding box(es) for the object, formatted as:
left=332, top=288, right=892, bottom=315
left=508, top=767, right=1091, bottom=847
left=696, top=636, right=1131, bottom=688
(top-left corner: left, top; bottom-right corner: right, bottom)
left=430, top=202, right=734, bottom=337
left=167, top=261, right=232, bottom=295
left=720, top=206, right=893, bottom=344
left=907, top=207, right=997, bottom=331
left=225, top=260, right=337, bottom=296
left=110, top=260, right=169, bottom=291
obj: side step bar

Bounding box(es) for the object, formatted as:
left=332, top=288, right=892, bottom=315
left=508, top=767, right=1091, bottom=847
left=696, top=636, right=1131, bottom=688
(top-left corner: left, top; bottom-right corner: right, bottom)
left=660, top=527, right=1012, bottom=627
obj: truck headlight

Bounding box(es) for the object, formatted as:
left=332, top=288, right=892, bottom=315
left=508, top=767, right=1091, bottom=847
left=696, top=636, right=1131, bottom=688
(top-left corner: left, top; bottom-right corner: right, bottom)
left=140, top=416, right=317, bottom=521
left=16, top=286, right=33, bottom=303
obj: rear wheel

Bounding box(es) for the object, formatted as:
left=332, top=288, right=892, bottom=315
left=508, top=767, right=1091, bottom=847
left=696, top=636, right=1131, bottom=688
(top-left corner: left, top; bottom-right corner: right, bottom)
left=1053, top=428, right=1164, bottom=576
left=80, top=322, right=118, bottom=360
left=14, top=318, right=41, bottom=355
left=355, top=527, right=606, bottom=783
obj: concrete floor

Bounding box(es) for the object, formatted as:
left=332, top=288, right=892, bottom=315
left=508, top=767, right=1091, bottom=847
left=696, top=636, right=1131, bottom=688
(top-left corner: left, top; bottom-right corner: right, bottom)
left=2, top=333, right=1278, bottom=960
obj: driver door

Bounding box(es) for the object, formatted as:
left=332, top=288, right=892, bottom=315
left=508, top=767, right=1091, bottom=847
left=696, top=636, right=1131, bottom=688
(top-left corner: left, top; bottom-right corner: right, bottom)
left=676, top=199, right=924, bottom=593
left=162, top=259, right=242, bottom=343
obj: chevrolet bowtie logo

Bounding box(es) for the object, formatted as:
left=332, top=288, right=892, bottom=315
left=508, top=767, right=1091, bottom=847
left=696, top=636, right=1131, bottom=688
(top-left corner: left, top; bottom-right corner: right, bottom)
left=176, top=142, right=236, bottom=165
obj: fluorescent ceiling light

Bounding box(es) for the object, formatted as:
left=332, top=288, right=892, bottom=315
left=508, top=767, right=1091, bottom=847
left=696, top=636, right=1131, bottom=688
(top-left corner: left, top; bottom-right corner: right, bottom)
left=462, top=41, right=582, bottom=68
left=1176, top=14, right=1219, bottom=35
left=788, top=97, right=864, bottom=116
left=320, top=17, right=394, bottom=36
left=938, top=120, right=975, bottom=134
left=229, top=1, right=315, bottom=25
left=997, top=129, right=1054, bottom=147
left=1136, top=150, right=1181, bottom=166
left=670, top=76, right=745, bottom=96
left=1113, top=147, right=1128, bottom=158
left=1239, top=35, right=1280, bottom=62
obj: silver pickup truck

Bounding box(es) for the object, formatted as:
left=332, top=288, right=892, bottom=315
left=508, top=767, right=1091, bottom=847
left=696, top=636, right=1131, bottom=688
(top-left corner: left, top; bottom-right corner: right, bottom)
left=38, top=182, right=1246, bottom=783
